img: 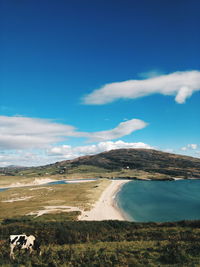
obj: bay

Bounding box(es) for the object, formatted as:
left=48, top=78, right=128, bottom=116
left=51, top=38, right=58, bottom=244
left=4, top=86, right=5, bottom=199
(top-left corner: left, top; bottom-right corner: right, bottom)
left=117, top=179, right=200, bottom=222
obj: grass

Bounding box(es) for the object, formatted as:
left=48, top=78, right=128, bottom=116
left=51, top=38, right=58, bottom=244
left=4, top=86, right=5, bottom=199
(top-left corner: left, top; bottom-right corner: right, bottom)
left=0, top=164, right=174, bottom=184
left=0, top=179, right=111, bottom=221
left=0, top=175, right=33, bottom=187
left=1, top=219, right=200, bottom=266
left=0, top=169, right=146, bottom=189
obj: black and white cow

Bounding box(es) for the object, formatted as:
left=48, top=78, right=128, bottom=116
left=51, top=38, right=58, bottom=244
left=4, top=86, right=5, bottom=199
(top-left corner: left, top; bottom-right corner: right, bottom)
left=9, top=234, right=41, bottom=259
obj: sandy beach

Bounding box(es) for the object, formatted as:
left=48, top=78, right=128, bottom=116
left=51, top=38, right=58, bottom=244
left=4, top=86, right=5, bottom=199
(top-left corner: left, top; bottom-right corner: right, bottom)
left=79, top=179, right=130, bottom=221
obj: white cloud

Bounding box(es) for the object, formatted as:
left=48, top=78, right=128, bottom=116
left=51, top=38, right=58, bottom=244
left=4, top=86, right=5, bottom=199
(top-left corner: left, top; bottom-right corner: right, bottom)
left=190, top=144, right=198, bottom=150
left=181, top=144, right=198, bottom=151
left=0, top=151, right=56, bottom=167
left=48, top=140, right=153, bottom=160
left=83, top=70, right=200, bottom=105
left=0, top=116, right=147, bottom=150
left=86, top=119, right=147, bottom=142
left=0, top=116, right=78, bottom=149
left=181, top=147, right=187, bottom=151
left=163, top=148, right=174, bottom=153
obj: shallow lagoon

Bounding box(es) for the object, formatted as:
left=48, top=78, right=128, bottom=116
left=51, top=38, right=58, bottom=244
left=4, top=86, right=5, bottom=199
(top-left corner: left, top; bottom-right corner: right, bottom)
left=0, top=188, right=7, bottom=192
left=0, top=178, right=97, bottom=191
left=117, top=179, right=200, bottom=222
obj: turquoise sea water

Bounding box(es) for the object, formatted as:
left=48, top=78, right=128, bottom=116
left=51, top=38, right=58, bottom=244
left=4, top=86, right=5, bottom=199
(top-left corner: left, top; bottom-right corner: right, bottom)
left=117, top=180, right=200, bottom=222
left=0, top=188, right=7, bottom=192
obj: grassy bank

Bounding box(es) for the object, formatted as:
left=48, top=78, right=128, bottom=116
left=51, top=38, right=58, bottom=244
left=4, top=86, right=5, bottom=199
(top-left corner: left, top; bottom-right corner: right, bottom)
left=0, top=219, right=200, bottom=266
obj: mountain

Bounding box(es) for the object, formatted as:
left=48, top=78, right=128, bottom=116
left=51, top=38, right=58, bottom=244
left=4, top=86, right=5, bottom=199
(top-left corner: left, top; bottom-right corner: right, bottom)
left=3, top=149, right=200, bottom=180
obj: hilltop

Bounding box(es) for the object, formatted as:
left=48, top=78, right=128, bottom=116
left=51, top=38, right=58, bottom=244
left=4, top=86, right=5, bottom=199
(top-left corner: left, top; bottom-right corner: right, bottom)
left=1, top=149, right=200, bottom=180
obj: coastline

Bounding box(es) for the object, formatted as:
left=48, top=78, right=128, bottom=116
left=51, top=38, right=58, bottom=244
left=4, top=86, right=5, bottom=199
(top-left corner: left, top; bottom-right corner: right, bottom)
left=79, top=179, right=130, bottom=221
left=0, top=178, right=97, bottom=190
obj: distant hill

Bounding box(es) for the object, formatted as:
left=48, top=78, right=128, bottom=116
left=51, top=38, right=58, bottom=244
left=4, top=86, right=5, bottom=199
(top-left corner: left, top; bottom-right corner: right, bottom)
left=0, top=165, right=27, bottom=176
left=1, top=149, right=200, bottom=179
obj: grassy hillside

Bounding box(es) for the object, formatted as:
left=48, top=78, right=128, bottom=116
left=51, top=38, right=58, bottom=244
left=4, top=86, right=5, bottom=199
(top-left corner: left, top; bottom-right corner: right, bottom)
left=1, top=149, right=200, bottom=180
left=0, top=219, right=200, bottom=266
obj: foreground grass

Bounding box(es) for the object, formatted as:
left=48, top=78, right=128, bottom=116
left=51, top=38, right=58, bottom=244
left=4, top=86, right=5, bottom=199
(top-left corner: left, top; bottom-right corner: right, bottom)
left=0, top=179, right=110, bottom=221
left=0, top=219, right=200, bottom=266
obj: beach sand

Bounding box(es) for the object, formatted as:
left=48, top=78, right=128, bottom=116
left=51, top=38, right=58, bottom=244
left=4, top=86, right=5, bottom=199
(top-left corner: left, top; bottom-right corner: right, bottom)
left=79, top=179, right=130, bottom=221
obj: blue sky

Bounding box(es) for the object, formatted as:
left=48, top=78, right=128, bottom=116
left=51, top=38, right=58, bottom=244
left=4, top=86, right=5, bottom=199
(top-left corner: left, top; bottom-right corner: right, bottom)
left=0, top=0, right=200, bottom=166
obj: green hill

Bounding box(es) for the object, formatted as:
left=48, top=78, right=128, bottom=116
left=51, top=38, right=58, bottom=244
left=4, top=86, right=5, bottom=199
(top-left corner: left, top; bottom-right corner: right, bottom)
left=1, top=149, right=200, bottom=179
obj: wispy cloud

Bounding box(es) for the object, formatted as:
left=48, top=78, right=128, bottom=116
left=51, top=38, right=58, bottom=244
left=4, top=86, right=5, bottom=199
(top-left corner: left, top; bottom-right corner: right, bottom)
left=0, top=116, right=147, bottom=150
left=138, top=70, right=164, bottom=79
left=83, top=70, right=200, bottom=105
left=86, top=119, right=147, bottom=142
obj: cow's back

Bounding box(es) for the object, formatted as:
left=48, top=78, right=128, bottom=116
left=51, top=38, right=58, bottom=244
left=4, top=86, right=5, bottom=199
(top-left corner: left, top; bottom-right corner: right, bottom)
left=9, top=235, right=27, bottom=247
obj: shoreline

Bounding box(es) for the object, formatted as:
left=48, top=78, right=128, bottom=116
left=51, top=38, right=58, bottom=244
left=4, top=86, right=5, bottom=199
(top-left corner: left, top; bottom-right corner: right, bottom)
left=1, top=177, right=199, bottom=190
left=79, top=179, right=130, bottom=221
left=0, top=178, right=97, bottom=190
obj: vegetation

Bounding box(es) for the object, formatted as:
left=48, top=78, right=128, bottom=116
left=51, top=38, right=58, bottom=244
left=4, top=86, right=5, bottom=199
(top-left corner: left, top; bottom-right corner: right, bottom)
left=0, top=218, right=200, bottom=266
left=1, top=148, right=200, bottom=180
left=0, top=180, right=110, bottom=221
